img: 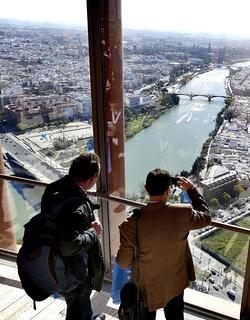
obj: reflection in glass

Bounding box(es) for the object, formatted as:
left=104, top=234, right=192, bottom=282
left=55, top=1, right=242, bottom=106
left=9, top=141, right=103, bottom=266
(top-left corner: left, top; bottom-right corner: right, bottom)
left=0, top=178, right=45, bottom=252
left=109, top=200, right=135, bottom=266
left=8, top=182, right=45, bottom=245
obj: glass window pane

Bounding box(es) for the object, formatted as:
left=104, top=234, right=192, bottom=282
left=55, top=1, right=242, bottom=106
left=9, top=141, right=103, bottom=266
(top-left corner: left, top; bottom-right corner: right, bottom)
left=0, top=178, right=45, bottom=252
left=0, top=1, right=91, bottom=183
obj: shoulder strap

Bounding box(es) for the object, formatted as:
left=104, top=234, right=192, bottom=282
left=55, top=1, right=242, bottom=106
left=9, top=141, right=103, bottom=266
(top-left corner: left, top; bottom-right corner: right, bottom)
left=24, top=195, right=85, bottom=247
left=132, top=208, right=141, bottom=301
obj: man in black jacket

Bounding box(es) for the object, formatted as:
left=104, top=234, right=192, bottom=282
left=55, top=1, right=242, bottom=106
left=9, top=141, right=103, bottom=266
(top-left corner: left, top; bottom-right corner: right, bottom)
left=41, top=152, right=105, bottom=320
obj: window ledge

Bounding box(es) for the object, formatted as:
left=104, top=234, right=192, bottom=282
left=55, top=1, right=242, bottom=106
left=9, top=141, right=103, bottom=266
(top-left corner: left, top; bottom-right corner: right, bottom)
left=184, top=288, right=240, bottom=320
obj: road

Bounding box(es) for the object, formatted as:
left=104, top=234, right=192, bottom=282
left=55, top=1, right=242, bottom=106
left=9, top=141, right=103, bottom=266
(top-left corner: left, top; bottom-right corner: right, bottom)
left=0, top=130, right=64, bottom=182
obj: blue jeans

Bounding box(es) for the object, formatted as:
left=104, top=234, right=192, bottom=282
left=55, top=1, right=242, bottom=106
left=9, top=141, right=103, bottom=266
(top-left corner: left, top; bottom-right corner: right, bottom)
left=62, top=287, right=94, bottom=320
left=144, top=292, right=184, bottom=320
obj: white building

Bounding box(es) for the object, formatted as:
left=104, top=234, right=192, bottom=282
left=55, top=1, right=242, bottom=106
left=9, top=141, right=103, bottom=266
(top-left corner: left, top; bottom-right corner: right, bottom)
left=126, top=94, right=141, bottom=108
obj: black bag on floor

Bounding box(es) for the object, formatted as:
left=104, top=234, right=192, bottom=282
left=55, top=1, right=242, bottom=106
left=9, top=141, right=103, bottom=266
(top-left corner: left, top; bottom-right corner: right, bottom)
left=118, top=282, right=145, bottom=320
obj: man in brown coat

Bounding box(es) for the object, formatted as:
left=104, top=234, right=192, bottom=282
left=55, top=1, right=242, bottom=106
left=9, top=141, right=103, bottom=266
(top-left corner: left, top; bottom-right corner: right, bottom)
left=117, top=168, right=211, bottom=320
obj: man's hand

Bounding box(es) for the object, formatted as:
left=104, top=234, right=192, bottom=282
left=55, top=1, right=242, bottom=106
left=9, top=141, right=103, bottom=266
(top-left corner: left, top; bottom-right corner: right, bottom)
left=177, top=177, right=194, bottom=191
left=91, top=219, right=103, bottom=236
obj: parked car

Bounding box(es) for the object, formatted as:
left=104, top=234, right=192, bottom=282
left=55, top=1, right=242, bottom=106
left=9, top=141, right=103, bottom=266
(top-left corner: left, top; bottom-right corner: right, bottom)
left=213, top=285, right=219, bottom=291
left=210, top=269, right=216, bottom=275
left=209, top=278, right=215, bottom=284
left=218, top=283, right=223, bottom=289
left=227, top=289, right=236, bottom=301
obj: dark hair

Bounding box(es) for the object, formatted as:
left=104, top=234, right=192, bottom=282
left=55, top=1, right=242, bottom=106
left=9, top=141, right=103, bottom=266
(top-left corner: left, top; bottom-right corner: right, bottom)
left=145, top=168, right=171, bottom=196
left=68, top=152, right=100, bottom=181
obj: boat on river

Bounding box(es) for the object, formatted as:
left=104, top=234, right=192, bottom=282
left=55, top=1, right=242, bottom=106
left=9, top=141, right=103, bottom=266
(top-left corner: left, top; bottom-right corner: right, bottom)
left=185, top=112, right=192, bottom=123
left=175, top=113, right=188, bottom=124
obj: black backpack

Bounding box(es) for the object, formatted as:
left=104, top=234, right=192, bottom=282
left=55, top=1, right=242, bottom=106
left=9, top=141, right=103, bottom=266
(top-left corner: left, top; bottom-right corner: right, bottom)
left=16, top=194, right=87, bottom=308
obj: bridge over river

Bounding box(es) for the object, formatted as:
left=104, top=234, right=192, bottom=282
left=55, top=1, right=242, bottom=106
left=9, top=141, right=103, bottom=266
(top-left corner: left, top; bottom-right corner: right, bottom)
left=177, top=93, right=227, bottom=101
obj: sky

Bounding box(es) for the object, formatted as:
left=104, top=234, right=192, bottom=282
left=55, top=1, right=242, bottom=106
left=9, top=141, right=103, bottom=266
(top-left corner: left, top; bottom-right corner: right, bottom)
left=1, top=0, right=250, bottom=37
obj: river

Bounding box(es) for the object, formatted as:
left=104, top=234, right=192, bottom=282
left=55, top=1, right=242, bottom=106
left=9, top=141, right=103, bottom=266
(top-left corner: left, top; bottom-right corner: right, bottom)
left=125, top=67, right=229, bottom=195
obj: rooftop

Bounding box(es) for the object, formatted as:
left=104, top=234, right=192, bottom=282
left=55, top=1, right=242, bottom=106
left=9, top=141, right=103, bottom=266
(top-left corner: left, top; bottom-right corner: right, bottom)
left=207, top=165, right=230, bottom=180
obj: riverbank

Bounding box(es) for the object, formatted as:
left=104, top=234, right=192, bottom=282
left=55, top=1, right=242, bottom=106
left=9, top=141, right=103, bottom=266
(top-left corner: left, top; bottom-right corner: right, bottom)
left=189, top=104, right=228, bottom=179
left=191, top=73, right=234, bottom=180
left=125, top=105, right=169, bottom=140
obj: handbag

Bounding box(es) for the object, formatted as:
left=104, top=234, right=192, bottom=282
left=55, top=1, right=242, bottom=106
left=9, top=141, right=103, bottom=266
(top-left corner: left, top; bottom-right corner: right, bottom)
left=118, top=209, right=145, bottom=320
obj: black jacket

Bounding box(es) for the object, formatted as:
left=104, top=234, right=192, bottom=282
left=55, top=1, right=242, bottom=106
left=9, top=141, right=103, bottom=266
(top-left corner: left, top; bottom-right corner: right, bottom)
left=41, top=175, right=104, bottom=292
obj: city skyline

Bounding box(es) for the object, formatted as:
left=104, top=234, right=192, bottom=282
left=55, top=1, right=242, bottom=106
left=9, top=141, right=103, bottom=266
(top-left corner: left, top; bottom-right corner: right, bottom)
left=1, top=0, right=250, bottom=37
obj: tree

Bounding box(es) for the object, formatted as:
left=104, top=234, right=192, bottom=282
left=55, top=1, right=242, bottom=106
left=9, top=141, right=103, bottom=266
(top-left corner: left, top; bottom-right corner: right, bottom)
left=233, top=183, right=244, bottom=197
left=222, top=192, right=232, bottom=206
left=225, top=95, right=234, bottom=107
left=209, top=197, right=219, bottom=208
left=169, top=194, right=179, bottom=202
left=169, top=93, right=180, bottom=105
left=16, top=123, right=31, bottom=131
left=160, top=91, right=171, bottom=106
left=180, top=170, right=189, bottom=177
left=191, top=158, right=199, bottom=174
left=124, top=107, right=133, bottom=120
left=191, top=156, right=206, bottom=175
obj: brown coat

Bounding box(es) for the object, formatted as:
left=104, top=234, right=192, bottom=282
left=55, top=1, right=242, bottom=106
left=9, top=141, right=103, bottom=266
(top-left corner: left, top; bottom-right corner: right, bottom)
left=117, top=187, right=211, bottom=311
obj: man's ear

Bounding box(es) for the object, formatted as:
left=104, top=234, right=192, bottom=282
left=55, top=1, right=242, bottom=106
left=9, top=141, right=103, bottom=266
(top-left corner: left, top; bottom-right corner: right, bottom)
left=165, top=187, right=171, bottom=198
left=81, top=175, right=96, bottom=190
left=88, top=175, right=97, bottom=185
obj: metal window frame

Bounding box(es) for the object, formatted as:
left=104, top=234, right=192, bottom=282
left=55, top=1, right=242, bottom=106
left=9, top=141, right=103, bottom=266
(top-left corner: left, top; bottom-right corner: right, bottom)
left=86, top=0, right=112, bottom=275
left=86, top=0, right=125, bottom=277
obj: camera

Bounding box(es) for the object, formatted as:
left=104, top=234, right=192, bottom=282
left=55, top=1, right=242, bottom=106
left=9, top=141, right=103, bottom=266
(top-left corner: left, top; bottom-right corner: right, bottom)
left=90, top=202, right=100, bottom=211
left=86, top=198, right=100, bottom=211
left=171, top=176, right=180, bottom=187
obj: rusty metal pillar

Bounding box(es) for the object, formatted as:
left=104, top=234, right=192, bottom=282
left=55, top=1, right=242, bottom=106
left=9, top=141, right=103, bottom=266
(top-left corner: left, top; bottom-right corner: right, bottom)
left=87, top=0, right=125, bottom=273
left=0, top=146, right=17, bottom=252
left=102, top=0, right=126, bottom=269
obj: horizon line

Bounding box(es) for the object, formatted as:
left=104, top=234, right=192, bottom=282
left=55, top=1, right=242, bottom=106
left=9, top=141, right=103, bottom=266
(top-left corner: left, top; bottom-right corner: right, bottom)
left=1, top=17, right=250, bottom=40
